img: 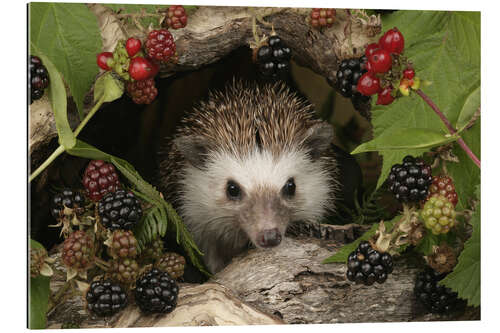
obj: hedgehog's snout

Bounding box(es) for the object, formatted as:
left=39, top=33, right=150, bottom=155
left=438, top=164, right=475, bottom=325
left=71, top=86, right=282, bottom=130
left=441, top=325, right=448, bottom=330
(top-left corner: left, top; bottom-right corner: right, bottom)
left=256, top=228, right=282, bottom=248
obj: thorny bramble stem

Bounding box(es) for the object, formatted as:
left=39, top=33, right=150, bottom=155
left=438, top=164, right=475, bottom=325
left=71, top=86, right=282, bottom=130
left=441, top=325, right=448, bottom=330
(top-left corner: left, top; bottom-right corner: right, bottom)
left=415, top=89, right=480, bottom=169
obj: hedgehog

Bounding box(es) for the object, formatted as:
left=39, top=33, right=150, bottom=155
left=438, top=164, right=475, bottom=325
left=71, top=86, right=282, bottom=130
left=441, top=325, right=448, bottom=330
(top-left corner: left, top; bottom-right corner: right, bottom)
left=157, top=81, right=338, bottom=273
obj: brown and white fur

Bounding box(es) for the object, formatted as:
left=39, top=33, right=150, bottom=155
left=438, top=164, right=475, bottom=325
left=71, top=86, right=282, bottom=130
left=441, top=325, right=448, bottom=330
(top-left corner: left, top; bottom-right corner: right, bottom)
left=157, top=81, right=338, bottom=273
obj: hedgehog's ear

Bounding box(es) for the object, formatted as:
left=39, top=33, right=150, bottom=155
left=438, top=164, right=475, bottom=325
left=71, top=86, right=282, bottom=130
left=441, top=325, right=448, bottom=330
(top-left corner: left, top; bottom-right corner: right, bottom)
left=173, top=135, right=210, bottom=169
left=303, top=123, right=334, bottom=160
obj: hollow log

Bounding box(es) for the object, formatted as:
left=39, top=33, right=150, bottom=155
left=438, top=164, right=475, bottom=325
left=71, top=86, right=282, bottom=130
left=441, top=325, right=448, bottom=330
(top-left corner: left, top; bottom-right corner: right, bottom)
left=30, top=5, right=378, bottom=158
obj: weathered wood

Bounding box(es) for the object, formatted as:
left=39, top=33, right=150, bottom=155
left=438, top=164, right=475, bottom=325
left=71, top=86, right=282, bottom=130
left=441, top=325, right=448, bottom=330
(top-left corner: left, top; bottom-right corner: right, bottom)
left=47, top=282, right=283, bottom=328
left=46, top=249, right=283, bottom=328
left=214, top=237, right=478, bottom=324
left=29, top=5, right=379, bottom=155
left=46, top=231, right=478, bottom=328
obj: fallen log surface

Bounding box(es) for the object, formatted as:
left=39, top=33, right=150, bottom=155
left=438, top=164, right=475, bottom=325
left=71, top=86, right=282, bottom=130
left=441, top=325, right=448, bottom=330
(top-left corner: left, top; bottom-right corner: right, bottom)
left=46, top=227, right=479, bottom=328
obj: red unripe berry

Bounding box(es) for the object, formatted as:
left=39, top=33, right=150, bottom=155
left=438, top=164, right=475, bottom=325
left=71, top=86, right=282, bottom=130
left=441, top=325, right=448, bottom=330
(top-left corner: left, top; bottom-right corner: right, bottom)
left=96, top=52, right=113, bottom=71
left=357, top=72, right=381, bottom=96
left=403, top=68, right=415, bottom=80
left=145, top=29, right=176, bottom=62
left=364, top=61, right=374, bottom=73
left=309, top=8, right=336, bottom=28
left=129, top=57, right=159, bottom=81
left=427, top=175, right=458, bottom=207
left=368, top=48, right=392, bottom=73
left=378, top=27, right=405, bottom=54
left=376, top=86, right=396, bottom=105
left=166, top=5, right=188, bottom=29
left=125, top=38, right=142, bottom=57
left=365, top=43, right=379, bottom=57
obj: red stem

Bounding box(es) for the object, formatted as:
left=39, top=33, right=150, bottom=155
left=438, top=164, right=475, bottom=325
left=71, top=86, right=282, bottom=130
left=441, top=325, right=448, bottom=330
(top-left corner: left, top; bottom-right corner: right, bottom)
left=415, top=89, right=480, bottom=169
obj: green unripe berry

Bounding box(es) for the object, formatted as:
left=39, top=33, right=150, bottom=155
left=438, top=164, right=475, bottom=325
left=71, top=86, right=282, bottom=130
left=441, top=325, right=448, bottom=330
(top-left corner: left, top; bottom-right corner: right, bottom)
left=421, top=195, right=457, bottom=235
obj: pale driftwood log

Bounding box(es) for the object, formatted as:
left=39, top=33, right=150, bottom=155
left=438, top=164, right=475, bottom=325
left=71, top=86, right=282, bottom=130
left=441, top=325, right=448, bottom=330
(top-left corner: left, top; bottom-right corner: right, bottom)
left=46, top=228, right=478, bottom=328
left=214, top=236, right=478, bottom=324
left=46, top=250, right=283, bottom=329
left=47, top=282, right=283, bottom=329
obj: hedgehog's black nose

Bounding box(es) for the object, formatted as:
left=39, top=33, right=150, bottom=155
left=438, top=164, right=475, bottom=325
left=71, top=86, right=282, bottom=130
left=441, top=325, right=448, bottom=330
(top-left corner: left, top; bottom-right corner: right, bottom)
left=257, top=228, right=282, bottom=248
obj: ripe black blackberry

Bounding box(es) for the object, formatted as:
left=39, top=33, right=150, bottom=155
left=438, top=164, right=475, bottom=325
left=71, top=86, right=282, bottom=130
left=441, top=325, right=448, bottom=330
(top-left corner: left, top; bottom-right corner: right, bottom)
left=256, top=35, right=292, bottom=80
left=414, top=267, right=465, bottom=314
left=86, top=279, right=128, bottom=317
left=98, top=190, right=142, bottom=231
left=335, top=56, right=371, bottom=112
left=134, top=268, right=179, bottom=314
left=29, top=56, right=50, bottom=104
left=387, top=155, right=433, bottom=203
left=50, top=188, right=85, bottom=220
left=346, top=241, right=393, bottom=286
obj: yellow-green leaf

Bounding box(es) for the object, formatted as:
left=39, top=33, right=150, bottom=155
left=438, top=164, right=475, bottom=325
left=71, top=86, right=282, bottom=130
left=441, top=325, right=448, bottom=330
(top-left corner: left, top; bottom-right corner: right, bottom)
left=351, top=128, right=458, bottom=154
left=93, top=72, right=124, bottom=103
left=34, top=51, right=76, bottom=149
left=456, top=86, right=480, bottom=132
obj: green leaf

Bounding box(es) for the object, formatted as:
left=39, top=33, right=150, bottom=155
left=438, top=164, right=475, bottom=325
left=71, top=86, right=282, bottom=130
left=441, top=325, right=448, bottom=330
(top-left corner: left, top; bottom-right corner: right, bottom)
left=322, top=216, right=400, bottom=264
left=29, top=252, right=50, bottom=330
left=29, top=239, right=50, bottom=330
left=29, top=3, right=102, bottom=117
left=413, top=231, right=455, bottom=255
left=440, top=201, right=480, bottom=306
left=66, top=140, right=209, bottom=276
left=93, top=72, right=125, bottom=103
left=456, top=86, right=480, bottom=132
left=103, top=4, right=165, bottom=28
left=66, top=140, right=112, bottom=161
left=30, top=238, right=45, bottom=251
left=351, top=128, right=458, bottom=154
left=358, top=10, right=480, bottom=199
left=33, top=51, right=76, bottom=149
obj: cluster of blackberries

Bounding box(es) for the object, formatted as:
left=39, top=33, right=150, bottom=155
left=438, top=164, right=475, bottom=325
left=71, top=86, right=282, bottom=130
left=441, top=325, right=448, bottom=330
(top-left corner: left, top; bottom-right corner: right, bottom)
left=387, top=155, right=432, bottom=203
left=336, top=56, right=371, bottom=112
left=414, top=267, right=465, bottom=314
left=29, top=56, right=49, bottom=104
left=86, top=268, right=179, bottom=317
left=50, top=188, right=85, bottom=220
left=98, top=190, right=143, bottom=231
left=47, top=159, right=185, bottom=318
left=346, top=241, right=393, bottom=286
left=256, top=35, right=292, bottom=80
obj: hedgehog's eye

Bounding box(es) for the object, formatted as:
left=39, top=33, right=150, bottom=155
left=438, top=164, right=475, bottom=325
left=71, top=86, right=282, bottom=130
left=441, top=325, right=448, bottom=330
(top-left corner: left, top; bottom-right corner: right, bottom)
left=281, top=178, right=296, bottom=198
left=226, top=180, right=242, bottom=200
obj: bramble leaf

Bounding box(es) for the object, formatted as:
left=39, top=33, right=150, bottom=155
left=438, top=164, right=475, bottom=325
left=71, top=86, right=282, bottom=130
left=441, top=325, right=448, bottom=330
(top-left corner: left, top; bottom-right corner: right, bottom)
left=439, top=197, right=480, bottom=306
left=351, top=128, right=458, bottom=154
left=367, top=11, right=480, bottom=198
left=30, top=3, right=102, bottom=117
left=93, top=72, right=124, bottom=103
left=33, top=51, right=76, bottom=149
left=29, top=239, right=50, bottom=329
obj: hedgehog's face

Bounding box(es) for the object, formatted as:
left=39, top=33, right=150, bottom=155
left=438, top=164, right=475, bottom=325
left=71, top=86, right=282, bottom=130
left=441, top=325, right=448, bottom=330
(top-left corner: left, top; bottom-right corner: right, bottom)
left=176, top=123, right=336, bottom=250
